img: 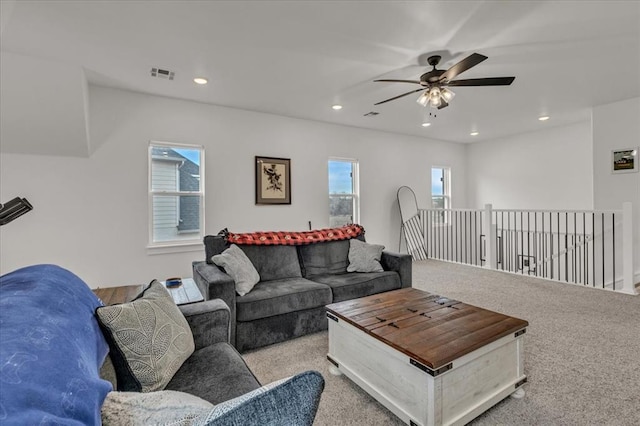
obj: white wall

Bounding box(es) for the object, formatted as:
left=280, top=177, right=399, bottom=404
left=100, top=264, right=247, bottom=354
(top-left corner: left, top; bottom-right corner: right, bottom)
left=465, top=122, right=593, bottom=210
left=592, top=97, right=640, bottom=279
left=0, top=86, right=466, bottom=287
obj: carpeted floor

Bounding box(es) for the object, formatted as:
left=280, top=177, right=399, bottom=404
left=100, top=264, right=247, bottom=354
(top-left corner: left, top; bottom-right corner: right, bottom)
left=242, top=260, right=640, bottom=425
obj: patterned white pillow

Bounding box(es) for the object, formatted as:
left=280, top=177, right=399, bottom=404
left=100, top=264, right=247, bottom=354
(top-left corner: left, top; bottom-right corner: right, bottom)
left=96, top=281, right=195, bottom=392
left=101, top=390, right=212, bottom=426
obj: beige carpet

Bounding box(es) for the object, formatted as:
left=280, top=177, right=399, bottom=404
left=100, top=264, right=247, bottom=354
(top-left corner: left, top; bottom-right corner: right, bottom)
left=242, top=260, right=640, bottom=425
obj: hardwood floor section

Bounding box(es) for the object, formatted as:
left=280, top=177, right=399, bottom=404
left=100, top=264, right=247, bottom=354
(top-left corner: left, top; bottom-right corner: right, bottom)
left=93, top=285, right=144, bottom=305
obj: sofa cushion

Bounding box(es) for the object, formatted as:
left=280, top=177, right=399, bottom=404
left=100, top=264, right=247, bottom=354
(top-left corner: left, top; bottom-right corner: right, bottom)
left=236, top=278, right=332, bottom=322
left=0, top=264, right=112, bottom=425
left=96, top=281, right=195, bottom=392
left=192, top=371, right=324, bottom=426
left=298, top=240, right=351, bottom=276
left=240, top=244, right=302, bottom=281
left=166, top=342, right=261, bottom=404
left=101, top=390, right=213, bottom=425
left=347, top=238, right=384, bottom=273
left=212, top=244, right=261, bottom=296
left=309, top=271, right=401, bottom=303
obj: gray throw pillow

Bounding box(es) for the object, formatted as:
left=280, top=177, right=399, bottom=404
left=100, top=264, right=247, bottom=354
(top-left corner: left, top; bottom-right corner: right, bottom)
left=212, top=244, right=260, bottom=296
left=347, top=238, right=384, bottom=272
left=101, top=390, right=213, bottom=426
left=96, top=281, right=195, bottom=392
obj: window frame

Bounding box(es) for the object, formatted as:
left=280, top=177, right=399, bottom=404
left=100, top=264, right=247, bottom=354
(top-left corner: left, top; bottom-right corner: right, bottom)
left=148, top=141, right=205, bottom=250
left=328, top=157, right=360, bottom=227
left=431, top=166, right=451, bottom=224
left=431, top=166, right=451, bottom=209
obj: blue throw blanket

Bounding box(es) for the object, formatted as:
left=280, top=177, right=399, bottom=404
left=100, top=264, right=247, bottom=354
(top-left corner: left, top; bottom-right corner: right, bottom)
left=0, top=265, right=112, bottom=425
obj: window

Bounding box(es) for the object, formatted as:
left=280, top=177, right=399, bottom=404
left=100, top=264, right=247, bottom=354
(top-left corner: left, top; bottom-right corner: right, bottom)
left=431, top=167, right=450, bottom=209
left=328, top=159, right=359, bottom=227
left=149, top=142, right=204, bottom=246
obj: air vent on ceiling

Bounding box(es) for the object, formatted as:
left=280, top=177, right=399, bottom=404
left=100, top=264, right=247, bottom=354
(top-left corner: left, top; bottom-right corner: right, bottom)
left=150, top=68, right=175, bottom=80
left=363, top=111, right=379, bottom=117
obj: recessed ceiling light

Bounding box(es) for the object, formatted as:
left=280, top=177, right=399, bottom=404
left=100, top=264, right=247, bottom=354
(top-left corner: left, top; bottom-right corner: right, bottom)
left=193, top=77, right=208, bottom=85
left=470, top=131, right=479, bottom=136
left=538, top=116, right=550, bottom=121
left=421, top=122, right=431, bottom=127
left=332, top=104, right=343, bottom=110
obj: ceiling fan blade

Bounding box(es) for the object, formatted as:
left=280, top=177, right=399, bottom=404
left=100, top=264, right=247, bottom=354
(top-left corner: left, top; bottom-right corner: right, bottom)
left=437, top=100, right=449, bottom=110
left=447, top=77, right=515, bottom=86
left=438, top=53, right=488, bottom=82
left=374, top=79, right=422, bottom=85
left=374, top=88, right=425, bottom=105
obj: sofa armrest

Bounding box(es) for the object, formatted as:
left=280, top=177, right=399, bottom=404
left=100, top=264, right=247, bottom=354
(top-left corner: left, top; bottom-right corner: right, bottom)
left=381, top=251, right=412, bottom=288
left=192, top=260, right=238, bottom=347
left=179, top=299, right=230, bottom=351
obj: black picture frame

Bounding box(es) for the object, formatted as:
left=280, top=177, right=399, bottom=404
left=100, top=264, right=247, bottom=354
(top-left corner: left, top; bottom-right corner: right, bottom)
left=255, top=156, right=291, bottom=205
left=611, top=147, right=638, bottom=174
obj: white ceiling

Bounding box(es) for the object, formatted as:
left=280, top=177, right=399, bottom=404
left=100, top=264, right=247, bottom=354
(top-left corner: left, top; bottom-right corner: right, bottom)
left=1, top=0, right=639, bottom=153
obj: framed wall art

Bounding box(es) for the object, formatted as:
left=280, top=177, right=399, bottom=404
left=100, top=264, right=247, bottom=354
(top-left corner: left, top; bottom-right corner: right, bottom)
left=611, top=147, right=638, bottom=174
left=255, top=156, right=291, bottom=204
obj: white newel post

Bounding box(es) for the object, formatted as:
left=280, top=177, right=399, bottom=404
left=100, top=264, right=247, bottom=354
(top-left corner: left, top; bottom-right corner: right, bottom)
left=483, top=204, right=495, bottom=269
left=621, top=202, right=637, bottom=295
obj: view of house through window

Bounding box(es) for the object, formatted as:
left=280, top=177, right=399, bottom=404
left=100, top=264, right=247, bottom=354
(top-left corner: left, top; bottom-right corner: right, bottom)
left=328, top=159, right=359, bottom=227
left=149, top=142, right=204, bottom=245
left=431, top=166, right=450, bottom=210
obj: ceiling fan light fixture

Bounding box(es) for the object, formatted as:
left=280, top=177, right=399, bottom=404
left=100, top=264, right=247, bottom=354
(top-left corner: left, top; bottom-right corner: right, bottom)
left=538, top=116, right=550, bottom=121
left=374, top=52, right=514, bottom=110
left=332, top=104, right=343, bottom=110
left=193, top=77, right=208, bottom=85
left=441, top=88, right=455, bottom=102
left=470, top=131, right=479, bottom=136
left=421, top=122, right=431, bottom=127
left=416, top=92, right=430, bottom=107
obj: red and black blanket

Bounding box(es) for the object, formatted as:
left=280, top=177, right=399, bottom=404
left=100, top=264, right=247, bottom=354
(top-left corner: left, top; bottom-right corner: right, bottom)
left=224, top=224, right=364, bottom=246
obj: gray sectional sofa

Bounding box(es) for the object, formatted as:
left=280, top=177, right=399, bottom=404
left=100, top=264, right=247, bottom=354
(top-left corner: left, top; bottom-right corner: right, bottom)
left=192, top=232, right=412, bottom=352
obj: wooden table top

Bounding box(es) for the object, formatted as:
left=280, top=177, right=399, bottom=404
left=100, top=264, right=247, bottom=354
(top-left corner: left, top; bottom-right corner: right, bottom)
left=94, top=285, right=144, bottom=305
left=326, top=287, right=528, bottom=370
left=93, top=278, right=204, bottom=306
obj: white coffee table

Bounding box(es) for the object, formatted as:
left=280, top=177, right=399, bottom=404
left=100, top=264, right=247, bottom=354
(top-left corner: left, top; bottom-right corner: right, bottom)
left=326, top=288, right=528, bottom=426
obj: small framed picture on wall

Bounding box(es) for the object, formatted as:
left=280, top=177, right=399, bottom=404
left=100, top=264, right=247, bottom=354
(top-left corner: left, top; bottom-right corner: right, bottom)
left=611, top=147, right=638, bottom=174
left=255, top=156, right=291, bottom=204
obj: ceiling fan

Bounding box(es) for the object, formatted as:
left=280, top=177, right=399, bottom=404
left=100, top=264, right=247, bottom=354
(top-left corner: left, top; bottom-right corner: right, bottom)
left=374, top=53, right=515, bottom=109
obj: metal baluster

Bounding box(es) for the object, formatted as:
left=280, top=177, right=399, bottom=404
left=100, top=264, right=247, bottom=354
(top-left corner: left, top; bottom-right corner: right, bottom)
left=612, top=212, right=616, bottom=291
left=601, top=213, right=605, bottom=289
left=549, top=212, right=554, bottom=279
left=584, top=212, right=588, bottom=286
left=508, top=212, right=511, bottom=272
left=557, top=212, right=560, bottom=281
left=519, top=211, right=523, bottom=274
left=534, top=212, right=538, bottom=277
left=437, top=209, right=441, bottom=260
left=565, top=212, right=568, bottom=282
left=501, top=211, right=504, bottom=270
left=474, top=211, right=477, bottom=265
left=540, top=212, right=547, bottom=278
left=573, top=212, right=578, bottom=284
left=592, top=212, right=595, bottom=288
left=464, top=211, right=467, bottom=264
